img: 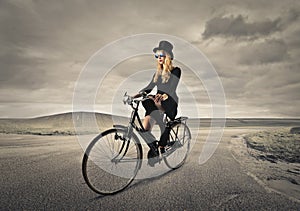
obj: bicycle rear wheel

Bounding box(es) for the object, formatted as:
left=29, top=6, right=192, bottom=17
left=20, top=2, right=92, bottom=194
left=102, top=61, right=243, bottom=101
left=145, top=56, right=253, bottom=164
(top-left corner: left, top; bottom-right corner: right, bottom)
left=163, top=122, right=191, bottom=169
left=82, top=128, right=142, bottom=195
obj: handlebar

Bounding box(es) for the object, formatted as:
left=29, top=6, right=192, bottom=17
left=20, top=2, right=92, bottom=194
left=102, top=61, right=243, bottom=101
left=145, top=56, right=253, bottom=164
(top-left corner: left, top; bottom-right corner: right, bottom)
left=123, top=92, right=132, bottom=105
left=123, top=92, right=148, bottom=106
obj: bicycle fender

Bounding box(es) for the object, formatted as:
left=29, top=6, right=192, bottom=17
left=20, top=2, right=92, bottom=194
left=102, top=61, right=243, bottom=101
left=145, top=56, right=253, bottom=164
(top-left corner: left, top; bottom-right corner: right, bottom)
left=113, top=124, right=128, bottom=130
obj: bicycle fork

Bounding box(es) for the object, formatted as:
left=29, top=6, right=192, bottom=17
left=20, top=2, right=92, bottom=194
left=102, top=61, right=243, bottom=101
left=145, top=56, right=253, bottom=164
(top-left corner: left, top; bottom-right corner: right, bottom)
left=111, top=135, right=128, bottom=164
left=111, top=126, right=133, bottom=164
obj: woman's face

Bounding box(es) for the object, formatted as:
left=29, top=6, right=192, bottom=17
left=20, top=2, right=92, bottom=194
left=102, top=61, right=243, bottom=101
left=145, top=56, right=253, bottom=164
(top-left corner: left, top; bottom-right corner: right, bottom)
left=155, top=50, right=166, bottom=65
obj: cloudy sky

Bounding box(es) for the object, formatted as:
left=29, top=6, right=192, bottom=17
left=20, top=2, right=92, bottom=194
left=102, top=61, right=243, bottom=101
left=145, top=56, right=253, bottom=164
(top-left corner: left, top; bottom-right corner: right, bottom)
left=0, top=0, right=299, bottom=118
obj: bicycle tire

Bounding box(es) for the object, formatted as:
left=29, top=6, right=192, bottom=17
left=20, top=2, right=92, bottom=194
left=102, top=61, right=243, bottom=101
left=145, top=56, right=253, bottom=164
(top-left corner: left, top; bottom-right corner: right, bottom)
left=163, top=122, right=191, bottom=169
left=82, top=128, right=142, bottom=195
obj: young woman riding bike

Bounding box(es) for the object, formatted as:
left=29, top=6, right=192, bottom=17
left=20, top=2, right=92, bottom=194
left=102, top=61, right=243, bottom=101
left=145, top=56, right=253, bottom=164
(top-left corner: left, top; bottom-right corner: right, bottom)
left=132, top=40, right=181, bottom=166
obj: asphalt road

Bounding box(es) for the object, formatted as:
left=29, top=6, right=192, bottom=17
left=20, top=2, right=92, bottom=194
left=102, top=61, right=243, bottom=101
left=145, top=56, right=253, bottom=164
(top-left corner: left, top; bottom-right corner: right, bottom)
left=1, top=128, right=299, bottom=210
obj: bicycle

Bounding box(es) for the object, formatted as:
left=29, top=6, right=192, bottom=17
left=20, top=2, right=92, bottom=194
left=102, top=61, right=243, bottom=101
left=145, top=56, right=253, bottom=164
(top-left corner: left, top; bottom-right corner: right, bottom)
left=82, top=92, right=191, bottom=195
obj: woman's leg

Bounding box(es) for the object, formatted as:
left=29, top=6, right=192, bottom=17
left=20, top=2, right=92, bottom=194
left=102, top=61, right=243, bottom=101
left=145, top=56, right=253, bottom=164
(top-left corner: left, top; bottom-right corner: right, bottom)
left=142, top=115, right=156, bottom=131
left=158, top=100, right=177, bottom=148
left=142, top=98, right=167, bottom=147
left=148, top=110, right=167, bottom=147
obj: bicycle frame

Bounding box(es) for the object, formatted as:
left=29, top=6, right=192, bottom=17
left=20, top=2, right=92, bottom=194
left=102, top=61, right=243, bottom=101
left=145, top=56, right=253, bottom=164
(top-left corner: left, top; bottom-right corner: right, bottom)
left=113, top=98, right=157, bottom=151
left=113, top=93, right=188, bottom=159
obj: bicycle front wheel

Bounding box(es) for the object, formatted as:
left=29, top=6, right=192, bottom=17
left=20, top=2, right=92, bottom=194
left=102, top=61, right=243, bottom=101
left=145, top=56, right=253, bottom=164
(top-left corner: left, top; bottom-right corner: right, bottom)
left=163, top=122, right=191, bottom=169
left=82, top=128, right=142, bottom=195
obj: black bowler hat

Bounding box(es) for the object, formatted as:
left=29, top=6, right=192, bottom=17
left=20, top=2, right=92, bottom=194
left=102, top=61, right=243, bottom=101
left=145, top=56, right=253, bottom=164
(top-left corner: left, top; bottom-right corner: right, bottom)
left=153, top=40, right=174, bottom=59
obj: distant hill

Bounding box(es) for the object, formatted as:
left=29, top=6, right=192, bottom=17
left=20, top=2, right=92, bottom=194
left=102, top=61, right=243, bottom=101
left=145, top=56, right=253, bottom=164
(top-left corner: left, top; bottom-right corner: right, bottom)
left=0, top=112, right=128, bottom=135
left=1, top=112, right=300, bottom=136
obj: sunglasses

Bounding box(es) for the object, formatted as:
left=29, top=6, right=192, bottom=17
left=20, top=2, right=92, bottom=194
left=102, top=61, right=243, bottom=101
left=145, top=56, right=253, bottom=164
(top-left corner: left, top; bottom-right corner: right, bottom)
left=154, top=53, right=166, bottom=59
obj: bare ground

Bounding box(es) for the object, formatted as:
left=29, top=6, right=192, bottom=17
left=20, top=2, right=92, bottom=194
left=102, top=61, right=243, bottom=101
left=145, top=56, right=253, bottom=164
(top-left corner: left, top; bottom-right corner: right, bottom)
left=230, top=127, right=300, bottom=203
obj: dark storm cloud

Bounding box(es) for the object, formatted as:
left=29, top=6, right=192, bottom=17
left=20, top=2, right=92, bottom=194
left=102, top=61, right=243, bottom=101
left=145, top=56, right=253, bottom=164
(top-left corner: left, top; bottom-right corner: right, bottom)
left=238, top=39, right=289, bottom=65
left=0, top=45, right=49, bottom=89
left=202, top=15, right=280, bottom=39
left=202, top=9, right=300, bottom=39
left=286, top=29, right=300, bottom=49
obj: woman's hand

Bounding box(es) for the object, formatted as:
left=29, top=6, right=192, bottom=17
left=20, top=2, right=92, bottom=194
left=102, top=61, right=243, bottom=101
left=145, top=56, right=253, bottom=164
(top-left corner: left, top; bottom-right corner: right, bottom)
left=154, top=94, right=163, bottom=103
left=154, top=93, right=168, bottom=102
left=154, top=94, right=167, bottom=112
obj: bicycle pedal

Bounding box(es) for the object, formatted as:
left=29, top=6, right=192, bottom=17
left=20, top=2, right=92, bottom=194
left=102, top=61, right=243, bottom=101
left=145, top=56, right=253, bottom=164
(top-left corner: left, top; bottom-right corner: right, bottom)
left=147, top=157, right=159, bottom=167
left=159, top=147, right=166, bottom=154
left=168, top=141, right=176, bottom=146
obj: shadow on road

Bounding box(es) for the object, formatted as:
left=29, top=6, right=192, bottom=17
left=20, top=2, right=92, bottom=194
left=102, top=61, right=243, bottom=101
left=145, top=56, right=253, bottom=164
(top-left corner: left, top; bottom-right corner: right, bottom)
left=88, top=167, right=178, bottom=201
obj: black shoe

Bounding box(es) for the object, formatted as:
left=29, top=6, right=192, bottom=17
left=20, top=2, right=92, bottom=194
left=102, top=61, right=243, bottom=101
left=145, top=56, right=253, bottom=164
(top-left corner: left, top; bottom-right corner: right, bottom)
left=147, top=147, right=159, bottom=167
left=167, top=141, right=176, bottom=147
left=159, top=146, right=165, bottom=154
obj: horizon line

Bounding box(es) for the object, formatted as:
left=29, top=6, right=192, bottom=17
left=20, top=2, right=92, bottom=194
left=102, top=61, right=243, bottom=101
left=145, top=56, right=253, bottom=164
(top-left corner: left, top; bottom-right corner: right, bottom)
left=0, top=111, right=300, bottom=120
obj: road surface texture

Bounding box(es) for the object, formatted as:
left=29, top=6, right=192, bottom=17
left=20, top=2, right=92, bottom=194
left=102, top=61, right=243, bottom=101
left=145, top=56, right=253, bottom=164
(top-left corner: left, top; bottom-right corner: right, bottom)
left=1, top=128, right=299, bottom=210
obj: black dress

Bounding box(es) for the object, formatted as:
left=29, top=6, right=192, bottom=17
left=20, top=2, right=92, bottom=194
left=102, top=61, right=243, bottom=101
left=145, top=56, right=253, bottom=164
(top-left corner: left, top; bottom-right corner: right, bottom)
left=140, top=67, right=181, bottom=121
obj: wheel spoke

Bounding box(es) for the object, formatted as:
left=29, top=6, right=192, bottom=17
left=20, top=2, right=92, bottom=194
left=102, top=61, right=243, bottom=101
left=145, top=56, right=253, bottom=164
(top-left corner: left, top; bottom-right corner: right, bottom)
left=163, top=122, right=191, bottom=169
left=82, top=128, right=141, bottom=195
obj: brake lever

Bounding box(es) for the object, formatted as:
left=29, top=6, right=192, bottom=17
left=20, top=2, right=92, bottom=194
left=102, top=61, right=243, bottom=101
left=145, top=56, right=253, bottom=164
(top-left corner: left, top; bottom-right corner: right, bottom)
left=141, top=91, right=148, bottom=98
left=122, top=92, right=127, bottom=104
left=123, top=92, right=134, bottom=105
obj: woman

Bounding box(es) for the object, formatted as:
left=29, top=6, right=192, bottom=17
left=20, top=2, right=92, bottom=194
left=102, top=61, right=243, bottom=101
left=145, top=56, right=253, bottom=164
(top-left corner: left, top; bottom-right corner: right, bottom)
left=133, top=40, right=181, bottom=166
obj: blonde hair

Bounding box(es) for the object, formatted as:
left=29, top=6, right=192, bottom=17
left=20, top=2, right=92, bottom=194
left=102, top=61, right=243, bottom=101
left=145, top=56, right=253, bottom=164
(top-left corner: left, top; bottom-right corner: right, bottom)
left=153, top=53, right=174, bottom=83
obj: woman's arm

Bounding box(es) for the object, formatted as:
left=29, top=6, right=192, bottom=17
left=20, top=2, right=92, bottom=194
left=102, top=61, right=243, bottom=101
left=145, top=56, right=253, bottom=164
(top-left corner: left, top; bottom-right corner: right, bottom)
left=163, top=67, right=181, bottom=96
left=139, top=74, right=156, bottom=94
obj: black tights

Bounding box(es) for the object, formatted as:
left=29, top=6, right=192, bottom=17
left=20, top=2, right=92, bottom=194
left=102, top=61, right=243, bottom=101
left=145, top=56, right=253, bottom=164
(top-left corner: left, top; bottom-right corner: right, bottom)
left=142, top=98, right=172, bottom=147
left=147, top=110, right=170, bottom=147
